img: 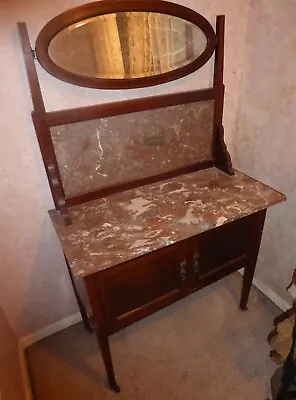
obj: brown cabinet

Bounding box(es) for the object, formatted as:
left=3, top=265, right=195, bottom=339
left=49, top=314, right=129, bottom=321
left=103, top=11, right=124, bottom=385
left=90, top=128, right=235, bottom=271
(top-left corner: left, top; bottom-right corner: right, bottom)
left=192, top=217, right=249, bottom=287
left=97, top=215, right=257, bottom=334
left=100, top=242, right=188, bottom=331
left=74, top=210, right=271, bottom=392
left=18, top=3, right=286, bottom=393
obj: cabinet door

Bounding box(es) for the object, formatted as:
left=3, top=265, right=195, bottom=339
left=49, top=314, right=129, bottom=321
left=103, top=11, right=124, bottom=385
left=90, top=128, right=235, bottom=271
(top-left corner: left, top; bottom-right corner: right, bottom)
left=190, top=218, right=249, bottom=287
left=100, top=242, right=188, bottom=331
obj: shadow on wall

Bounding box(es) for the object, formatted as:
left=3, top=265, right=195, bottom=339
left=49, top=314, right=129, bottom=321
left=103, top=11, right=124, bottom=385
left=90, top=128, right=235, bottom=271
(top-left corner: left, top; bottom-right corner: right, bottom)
left=17, top=216, right=79, bottom=341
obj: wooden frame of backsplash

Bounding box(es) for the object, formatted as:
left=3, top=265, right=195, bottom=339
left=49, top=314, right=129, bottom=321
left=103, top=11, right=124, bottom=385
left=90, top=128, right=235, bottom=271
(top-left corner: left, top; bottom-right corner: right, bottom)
left=17, top=14, right=232, bottom=226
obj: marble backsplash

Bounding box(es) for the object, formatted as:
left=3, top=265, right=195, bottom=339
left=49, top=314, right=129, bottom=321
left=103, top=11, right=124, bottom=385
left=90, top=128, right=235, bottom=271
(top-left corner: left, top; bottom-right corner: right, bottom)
left=50, top=100, right=214, bottom=197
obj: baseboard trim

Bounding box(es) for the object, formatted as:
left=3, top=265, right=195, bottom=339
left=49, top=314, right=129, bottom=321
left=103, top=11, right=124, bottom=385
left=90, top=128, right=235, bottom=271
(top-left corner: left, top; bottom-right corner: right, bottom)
left=19, top=276, right=291, bottom=351
left=16, top=275, right=291, bottom=400
left=20, top=312, right=82, bottom=349
left=18, top=343, right=33, bottom=400
left=18, top=313, right=82, bottom=399
left=252, top=277, right=291, bottom=311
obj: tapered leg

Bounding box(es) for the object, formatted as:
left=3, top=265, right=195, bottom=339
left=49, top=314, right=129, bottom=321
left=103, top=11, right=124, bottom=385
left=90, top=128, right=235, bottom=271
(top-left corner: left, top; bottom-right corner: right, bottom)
left=64, top=255, right=94, bottom=333
left=239, top=209, right=267, bottom=311
left=240, top=264, right=256, bottom=311
left=85, top=276, right=120, bottom=392
left=74, top=287, right=94, bottom=333
left=96, top=329, right=120, bottom=392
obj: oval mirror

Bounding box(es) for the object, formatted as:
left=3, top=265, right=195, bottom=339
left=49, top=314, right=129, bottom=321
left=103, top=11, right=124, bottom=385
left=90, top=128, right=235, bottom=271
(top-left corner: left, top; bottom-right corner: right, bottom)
left=35, top=1, right=216, bottom=89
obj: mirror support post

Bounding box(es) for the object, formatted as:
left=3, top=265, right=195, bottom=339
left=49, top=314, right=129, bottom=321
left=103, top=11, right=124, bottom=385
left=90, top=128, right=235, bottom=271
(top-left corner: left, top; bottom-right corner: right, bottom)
left=17, top=22, right=46, bottom=114
left=17, top=22, right=71, bottom=224
left=212, top=15, right=234, bottom=175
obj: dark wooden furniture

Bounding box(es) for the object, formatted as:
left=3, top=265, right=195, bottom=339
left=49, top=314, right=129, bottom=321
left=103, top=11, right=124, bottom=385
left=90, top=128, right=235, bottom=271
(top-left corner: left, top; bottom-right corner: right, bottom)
left=18, top=1, right=285, bottom=392
left=34, top=0, right=217, bottom=90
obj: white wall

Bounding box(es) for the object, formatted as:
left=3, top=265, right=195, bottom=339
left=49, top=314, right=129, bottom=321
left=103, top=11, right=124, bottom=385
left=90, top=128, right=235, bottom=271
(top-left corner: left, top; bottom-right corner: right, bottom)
left=0, top=0, right=250, bottom=338
left=233, top=0, right=296, bottom=307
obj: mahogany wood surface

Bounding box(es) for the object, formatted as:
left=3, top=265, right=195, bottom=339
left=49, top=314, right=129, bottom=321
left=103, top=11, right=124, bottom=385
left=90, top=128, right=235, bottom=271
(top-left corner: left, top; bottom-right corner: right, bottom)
left=64, top=255, right=93, bottom=333
left=35, top=0, right=217, bottom=89
left=85, top=277, right=120, bottom=392
left=46, top=88, right=216, bottom=126
left=240, top=209, right=267, bottom=310
left=100, top=241, right=187, bottom=325
left=191, top=215, right=250, bottom=284
left=83, top=210, right=267, bottom=391
left=17, top=23, right=46, bottom=114
left=212, top=15, right=234, bottom=175
left=18, top=13, right=232, bottom=217
left=18, top=23, right=71, bottom=224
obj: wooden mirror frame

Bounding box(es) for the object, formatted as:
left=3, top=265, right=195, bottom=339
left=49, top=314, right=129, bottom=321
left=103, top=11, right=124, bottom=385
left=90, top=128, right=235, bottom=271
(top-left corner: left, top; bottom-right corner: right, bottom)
left=18, top=10, right=232, bottom=225
left=35, top=0, right=217, bottom=89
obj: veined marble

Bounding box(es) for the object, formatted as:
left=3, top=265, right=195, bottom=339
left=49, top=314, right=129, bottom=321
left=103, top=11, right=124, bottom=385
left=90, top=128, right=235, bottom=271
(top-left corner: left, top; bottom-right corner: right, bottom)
left=50, top=100, right=214, bottom=197
left=49, top=168, right=285, bottom=277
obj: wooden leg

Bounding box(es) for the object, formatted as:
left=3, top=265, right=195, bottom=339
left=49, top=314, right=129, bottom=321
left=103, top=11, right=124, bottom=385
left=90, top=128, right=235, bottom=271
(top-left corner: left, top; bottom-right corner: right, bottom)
left=74, top=288, right=94, bottom=333
left=239, top=209, right=267, bottom=311
left=240, top=264, right=255, bottom=311
left=85, top=276, right=120, bottom=392
left=64, top=255, right=93, bottom=333
left=96, top=329, right=120, bottom=392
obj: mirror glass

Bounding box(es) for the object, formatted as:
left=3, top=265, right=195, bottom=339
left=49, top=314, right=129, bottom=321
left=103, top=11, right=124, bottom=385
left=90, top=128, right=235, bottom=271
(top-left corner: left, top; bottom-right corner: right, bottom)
left=49, top=12, right=207, bottom=80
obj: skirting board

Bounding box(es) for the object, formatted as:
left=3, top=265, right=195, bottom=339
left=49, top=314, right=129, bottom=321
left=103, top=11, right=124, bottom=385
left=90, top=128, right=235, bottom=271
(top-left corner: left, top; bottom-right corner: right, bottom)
left=252, top=276, right=291, bottom=312
left=18, top=343, right=34, bottom=400
left=20, top=312, right=82, bottom=350
left=18, top=274, right=291, bottom=400
left=18, top=312, right=83, bottom=400
left=237, top=268, right=291, bottom=311
left=18, top=313, right=83, bottom=400
left=19, top=274, right=291, bottom=350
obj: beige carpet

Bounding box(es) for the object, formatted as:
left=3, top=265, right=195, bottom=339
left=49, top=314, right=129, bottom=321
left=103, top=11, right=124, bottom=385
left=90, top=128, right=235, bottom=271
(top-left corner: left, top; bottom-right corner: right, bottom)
left=26, top=273, right=280, bottom=400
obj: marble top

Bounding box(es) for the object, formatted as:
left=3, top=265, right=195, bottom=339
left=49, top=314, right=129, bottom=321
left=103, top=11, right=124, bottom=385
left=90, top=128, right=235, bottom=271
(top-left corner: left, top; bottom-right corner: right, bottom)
left=49, top=168, right=285, bottom=278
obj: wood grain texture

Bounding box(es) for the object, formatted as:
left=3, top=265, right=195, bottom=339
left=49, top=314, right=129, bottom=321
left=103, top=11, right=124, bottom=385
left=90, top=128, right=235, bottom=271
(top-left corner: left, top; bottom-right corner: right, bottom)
left=35, top=0, right=217, bottom=89
left=46, top=88, right=216, bottom=126
left=81, top=210, right=268, bottom=390
left=213, top=15, right=234, bottom=175
left=18, top=23, right=71, bottom=224
left=85, top=276, right=120, bottom=392
left=17, top=22, right=46, bottom=114
left=19, top=7, right=285, bottom=393
left=240, top=209, right=267, bottom=310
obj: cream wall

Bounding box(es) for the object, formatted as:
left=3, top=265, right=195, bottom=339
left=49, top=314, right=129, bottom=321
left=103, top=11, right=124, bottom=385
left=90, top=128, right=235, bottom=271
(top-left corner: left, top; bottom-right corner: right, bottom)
left=233, top=0, right=296, bottom=307
left=0, top=0, right=251, bottom=338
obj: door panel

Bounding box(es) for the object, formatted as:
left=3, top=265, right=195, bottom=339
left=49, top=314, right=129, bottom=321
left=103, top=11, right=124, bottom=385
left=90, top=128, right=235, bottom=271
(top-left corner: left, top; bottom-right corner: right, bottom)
left=100, top=242, right=188, bottom=324
left=190, top=217, right=250, bottom=285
